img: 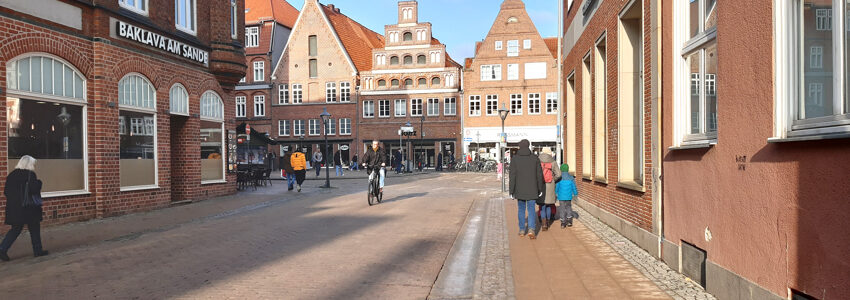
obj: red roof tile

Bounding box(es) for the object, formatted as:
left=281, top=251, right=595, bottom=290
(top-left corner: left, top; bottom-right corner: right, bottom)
left=543, top=37, right=558, bottom=58
left=246, top=0, right=299, bottom=28
left=464, top=58, right=473, bottom=69
left=321, top=4, right=385, bottom=72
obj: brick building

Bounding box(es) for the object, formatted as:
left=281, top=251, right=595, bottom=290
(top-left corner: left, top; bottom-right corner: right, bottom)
left=270, top=0, right=383, bottom=164
left=0, top=0, right=246, bottom=227
left=358, top=0, right=462, bottom=168
left=234, top=0, right=298, bottom=166
left=559, top=0, right=663, bottom=280
left=462, top=0, right=560, bottom=162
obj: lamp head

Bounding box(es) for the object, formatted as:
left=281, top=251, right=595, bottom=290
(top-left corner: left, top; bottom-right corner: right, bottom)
left=320, top=107, right=331, bottom=120
left=498, top=104, right=509, bottom=120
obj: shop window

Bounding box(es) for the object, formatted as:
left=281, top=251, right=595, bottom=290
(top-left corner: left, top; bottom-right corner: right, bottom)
left=175, top=0, right=196, bottom=35
left=773, top=0, right=850, bottom=140
left=200, top=91, right=224, bottom=182
left=119, top=0, right=148, bottom=15
left=340, top=118, right=352, bottom=135
left=594, top=38, right=607, bottom=181
left=6, top=55, right=87, bottom=194
left=169, top=84, right=189, bottom=116
left=395, top=99, right=407, bottom=117
left=469, top=95, right=481, bottom=116
left=235, top=96, right=246, bottom=117
left=411, top=98, right=423, bottom=116
left=246, top=27, right=259, bottom=47
left=444, top=98, right=456, bottom=116
left=118, top=74, right=156, bottom=189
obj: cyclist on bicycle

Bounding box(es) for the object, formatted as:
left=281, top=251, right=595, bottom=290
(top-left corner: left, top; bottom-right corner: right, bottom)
left=362, top=140, right=387, bottom=193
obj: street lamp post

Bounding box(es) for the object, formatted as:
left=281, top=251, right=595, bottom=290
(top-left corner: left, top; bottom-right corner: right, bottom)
left=498, top=104, right=509, bottom=193
left=320, top=107, right=332, bottom=188
left=419, top=115, right=424, bottom=172
left=405, top=121, right=412, bottom=173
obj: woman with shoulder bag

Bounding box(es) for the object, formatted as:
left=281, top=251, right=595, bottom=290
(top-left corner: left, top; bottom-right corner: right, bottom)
left=0, top=155, right=48, bottom=261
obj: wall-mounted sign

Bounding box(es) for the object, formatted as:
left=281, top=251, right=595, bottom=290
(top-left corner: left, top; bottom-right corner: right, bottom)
left=339, top=145, right=350, bottom=151
left=117, top=21, right=209, bottom=66
left=227, top=130, right=237, bottom=173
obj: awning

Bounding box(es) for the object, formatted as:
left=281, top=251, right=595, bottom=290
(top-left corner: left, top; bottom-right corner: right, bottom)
left=236, top=122, right=278, bottom=145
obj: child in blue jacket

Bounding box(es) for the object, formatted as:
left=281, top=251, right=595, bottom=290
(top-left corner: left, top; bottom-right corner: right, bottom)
left=555, top=164, right=578, bottom=228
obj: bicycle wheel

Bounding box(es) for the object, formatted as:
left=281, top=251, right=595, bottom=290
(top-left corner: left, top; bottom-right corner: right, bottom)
left=368, top=180, right=375, bottom=206
left=377, top=189, right=383, bottom=203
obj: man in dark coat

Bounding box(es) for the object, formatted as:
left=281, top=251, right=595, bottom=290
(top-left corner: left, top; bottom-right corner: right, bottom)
left=394, top=150, right=403, bottom=174
left=281, top=149, right=296, bottom=191
left=333, top=150, right=344, bottom=177
left=509, top=139, right=545, bottom=239
left=1, top=157, right=48, bottom=261
left=362, top=141, right=387, bottom=191
left=437, top=152, right=443, bottom=172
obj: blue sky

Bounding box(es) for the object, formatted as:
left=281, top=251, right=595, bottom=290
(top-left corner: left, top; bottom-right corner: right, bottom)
left=285, top=0, right=560, bottom=60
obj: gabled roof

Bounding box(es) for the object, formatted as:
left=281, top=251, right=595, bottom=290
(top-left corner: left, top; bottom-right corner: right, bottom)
left=321, top=4, right=385, bottom=72
left=464, top=58, right=473, bottom=69
left=543, top=37, right=558, bottom=58
left=245, top=0, right=300, bottom=27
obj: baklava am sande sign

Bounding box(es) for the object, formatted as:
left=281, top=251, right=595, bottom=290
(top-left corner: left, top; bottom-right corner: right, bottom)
left=117, top=21, right=209, bottom=66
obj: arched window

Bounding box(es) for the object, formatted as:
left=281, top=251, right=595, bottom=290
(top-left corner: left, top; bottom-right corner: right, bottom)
left=432, top=77, right=442, bottom=86
left=417, top=55, right=426, bottom=64
left=378, top=79, right=387, bottom=87
left=403, top=32, right=413, bottom=41
left=404, top=79, right=413, bottom=88
left=418, top=78, right=427, bottom=86
left=390, top=56, right=399, bottom=65
left=391, top=79, right=400, bottom=87
left=170, top=84, right=189, bottom=115
left=200, top=91, right=225, bottom=182
left=6, top=54, right=87, bottom=194
left=118, top=74, right=157, bottom=188
left=403, top=55, right=413, bottom=65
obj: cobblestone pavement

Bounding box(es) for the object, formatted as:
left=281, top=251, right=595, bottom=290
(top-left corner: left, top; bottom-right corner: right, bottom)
left=0, top=173, right=494, bottom=299
left=572, top=205, right=716, bottom=300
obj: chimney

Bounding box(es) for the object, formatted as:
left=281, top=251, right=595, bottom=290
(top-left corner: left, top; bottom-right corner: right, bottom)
left=327, top=4, right=340, bottom=13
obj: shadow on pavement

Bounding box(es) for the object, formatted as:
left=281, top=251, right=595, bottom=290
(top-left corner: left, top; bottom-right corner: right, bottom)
left=380, top=192, right=428, bottom=203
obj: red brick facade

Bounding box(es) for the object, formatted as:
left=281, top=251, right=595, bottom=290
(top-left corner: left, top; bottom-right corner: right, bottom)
left=0, top=0, right=246, bottom=229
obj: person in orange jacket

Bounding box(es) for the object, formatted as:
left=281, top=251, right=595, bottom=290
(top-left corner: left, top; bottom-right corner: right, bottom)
left=291, top=147, right=307, bottom=192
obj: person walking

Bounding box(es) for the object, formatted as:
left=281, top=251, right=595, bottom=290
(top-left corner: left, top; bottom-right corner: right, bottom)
left=351, top=154, right=359, bottom=171
left=312, top=150, right=323, bottom=177
left=394, top=150, right=403, bottom=174
left=556, top=164, right=578, bottom=228
left=292, top=147, right=308, bottom=192
left=0, top=155, right=48, bottom=261
left=509, top=139, right=544, bottom=240
left=334, top=150, right=344, bottom=177
left=537, top=147, right=561, bottom=231
left=281, top=149, right=296, bottom=191
left=437, top=152, right=443, bottom=172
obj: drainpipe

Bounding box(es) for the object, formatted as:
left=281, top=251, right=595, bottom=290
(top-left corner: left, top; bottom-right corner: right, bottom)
left=650, top=0, right=665, bottom=258
left=557, top=0, right=564, bottom=165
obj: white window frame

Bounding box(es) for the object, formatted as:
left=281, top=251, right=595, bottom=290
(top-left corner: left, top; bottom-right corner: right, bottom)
left=379, top=99, right=391, bottom=118
left=469, top=95, right=481, bottom=116
left=340, top=82, right=351, bottom=102
left=235, top=96, right=246, bottom=117
left=292, top=84, right=303, bottom=103
left=816, top=8, right=833, bottom=31
left=119, top=0, right=148, bottom=16
left=507, top=40, right=519, bottom=56
left=444, top=97, right=456, bottom=116
left=486, top=95, right=498, bottom=116
left=495, top=40, right=503, bottom=50
left=480, top=64, right=502, bottom=81
left=672, top=0, right=719, bottom=147
left=175, top=0, right=197, bottom=35
left=293, top=120, right=305, bottom=136
left=363, top=100, right=375, bottom=118
left=528, top=93, right=541, bottom=115
left=246, top=27, right=259, bottom=47
left=279, top=84, right=289, bottom=104
left=325, top=118, right=336, bottom=135
left=340, top=118, right=352, bottom=135
left=117, top=73, right=158, bottom=191
left=546, top=92, right=558, bottom=114
left=411, top=98, right=424, bottom=116
left=523, top=39, right=532, bottom=49
left=279, top=120, right=290, bottom=136
left=395, top=99, right=407, bottom=117
left=253, top=61, right=264, bottom=82
left=253, top=95, right=265, bottom=117
left=326, top=82, right=337, bottom=103
left=507, top=64, right=519, bottom=80
left=810, top=46, right=823, bottom=69
left=308, top=119, right=321, bottom=136
left=169, top=83, right=189, bottom=116
left=427, top=98, right=440, bottom=116
left=510, top=94, right=523, bottom=115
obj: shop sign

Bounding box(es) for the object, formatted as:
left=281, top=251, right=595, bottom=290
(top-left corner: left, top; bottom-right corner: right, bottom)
left=117, top=21, right=209, bottom=66
left=339, top=145, right=350, bottom=151
left=227, top=130, right=237, bottom=173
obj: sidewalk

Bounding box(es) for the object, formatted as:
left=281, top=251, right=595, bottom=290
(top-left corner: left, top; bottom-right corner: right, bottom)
left=270, top=169, right=439, bottom=180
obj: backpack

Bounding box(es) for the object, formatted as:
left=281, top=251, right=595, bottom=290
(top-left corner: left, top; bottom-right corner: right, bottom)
left=541, top=162, right=554, bottom=183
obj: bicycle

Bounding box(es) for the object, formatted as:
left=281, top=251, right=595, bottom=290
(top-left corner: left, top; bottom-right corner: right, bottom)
left=367, top=166, right=383, bottom=206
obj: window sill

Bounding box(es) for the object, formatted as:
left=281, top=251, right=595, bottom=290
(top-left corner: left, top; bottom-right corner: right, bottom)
left=120, top=185, right=159, bottom=192
left=616, top=181, right=645, bottom=192
left=668, top=140, right=716, bottom=150
left=768, top=132, right=850, bottom=143
left=42, top=190, right=91, bottom=199
left=202, top=180, right=227, bottom=185
left=593, top=176, right=608, bottom=184
left=581, top=174, right=592, bottom=181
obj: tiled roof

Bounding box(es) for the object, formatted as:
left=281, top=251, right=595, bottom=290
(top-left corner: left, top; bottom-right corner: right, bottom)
left=245, top=0, right=299, bottom=28
left=543, top=37, right=558, bottom=58
left=321, top=4, right=385, bottom=72
left=464, top=58, right=473, bottom=69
